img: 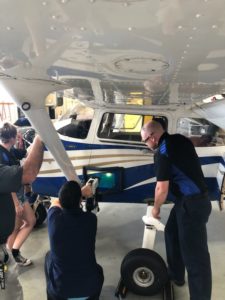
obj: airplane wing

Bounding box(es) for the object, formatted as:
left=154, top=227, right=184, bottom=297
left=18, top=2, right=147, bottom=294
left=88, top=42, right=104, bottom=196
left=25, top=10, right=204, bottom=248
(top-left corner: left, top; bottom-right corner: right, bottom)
left=1, top=0, right=225, bottom=181
left=0, top=0, right=225, bottom=107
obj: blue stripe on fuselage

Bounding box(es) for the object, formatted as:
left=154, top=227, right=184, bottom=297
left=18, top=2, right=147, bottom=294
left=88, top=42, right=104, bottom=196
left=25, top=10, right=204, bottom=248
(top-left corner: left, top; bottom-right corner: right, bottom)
left=61, top=140, right=139, bottom=150
left=32, top=176, right=220, bottom=203
left=199, top=156, right=225, bottom=166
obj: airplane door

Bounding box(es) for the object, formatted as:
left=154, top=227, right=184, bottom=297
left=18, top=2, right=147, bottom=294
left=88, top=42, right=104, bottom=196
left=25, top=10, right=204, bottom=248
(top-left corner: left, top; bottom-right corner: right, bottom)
left=87, top=110, right=169, bottom=203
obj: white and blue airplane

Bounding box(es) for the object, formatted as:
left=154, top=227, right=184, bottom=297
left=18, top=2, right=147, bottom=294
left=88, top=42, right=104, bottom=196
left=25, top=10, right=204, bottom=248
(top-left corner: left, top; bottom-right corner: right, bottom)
left=0, top=0, right=224, bottom=208
left=1, top=1, right=225, bottom=296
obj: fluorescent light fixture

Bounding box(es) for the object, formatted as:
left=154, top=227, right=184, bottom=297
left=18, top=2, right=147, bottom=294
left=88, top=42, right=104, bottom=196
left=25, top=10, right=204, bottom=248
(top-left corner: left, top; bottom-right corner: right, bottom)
left=130, top=92, right=143, bottom=95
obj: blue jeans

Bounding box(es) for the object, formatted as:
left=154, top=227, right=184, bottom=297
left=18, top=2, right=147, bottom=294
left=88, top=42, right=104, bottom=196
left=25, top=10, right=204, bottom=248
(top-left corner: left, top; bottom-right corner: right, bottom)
left=165, top=195, right=212, bottom=300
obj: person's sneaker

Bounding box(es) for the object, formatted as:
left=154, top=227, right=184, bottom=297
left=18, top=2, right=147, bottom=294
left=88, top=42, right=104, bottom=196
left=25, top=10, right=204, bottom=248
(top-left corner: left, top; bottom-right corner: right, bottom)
left=14, top=252, right=32, bottom=266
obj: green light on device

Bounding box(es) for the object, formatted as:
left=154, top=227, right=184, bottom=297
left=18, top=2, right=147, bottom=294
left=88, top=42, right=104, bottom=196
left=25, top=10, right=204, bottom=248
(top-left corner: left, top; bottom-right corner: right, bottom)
left=100, top=172, right=115, bottom=189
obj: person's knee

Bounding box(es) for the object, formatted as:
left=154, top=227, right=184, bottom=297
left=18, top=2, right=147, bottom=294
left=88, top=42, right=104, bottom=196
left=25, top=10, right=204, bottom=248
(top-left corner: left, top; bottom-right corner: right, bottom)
left=14, top=224, right=22, bottom=232
left=23, top=217, right=35, bottom=228
left=24, top=205, right=36, bottom=227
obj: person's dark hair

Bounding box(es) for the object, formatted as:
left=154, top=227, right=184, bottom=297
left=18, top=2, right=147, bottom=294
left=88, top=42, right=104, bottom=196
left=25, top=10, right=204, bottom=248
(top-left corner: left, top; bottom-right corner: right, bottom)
left=0, top=122, right=17, bottom=143
left=58, top=181, right=82, bottom=209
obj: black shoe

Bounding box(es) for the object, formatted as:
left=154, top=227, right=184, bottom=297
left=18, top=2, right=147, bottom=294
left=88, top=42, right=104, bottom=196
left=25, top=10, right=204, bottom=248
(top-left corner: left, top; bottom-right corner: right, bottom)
left=14, top=252, right=32, bottom=266
left=173, top=279, right=185, bottom=286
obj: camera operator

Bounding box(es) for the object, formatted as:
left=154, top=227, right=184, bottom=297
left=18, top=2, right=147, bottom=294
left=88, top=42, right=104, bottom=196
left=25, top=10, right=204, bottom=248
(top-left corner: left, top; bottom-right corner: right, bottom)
left=45, top=180, right=104, bottom=300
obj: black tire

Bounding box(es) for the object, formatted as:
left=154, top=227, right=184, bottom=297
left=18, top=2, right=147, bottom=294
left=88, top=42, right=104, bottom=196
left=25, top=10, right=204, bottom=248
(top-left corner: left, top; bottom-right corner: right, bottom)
left=34, top=203, right=47, bottom=227
left=121, top=248, right=168, bottom=296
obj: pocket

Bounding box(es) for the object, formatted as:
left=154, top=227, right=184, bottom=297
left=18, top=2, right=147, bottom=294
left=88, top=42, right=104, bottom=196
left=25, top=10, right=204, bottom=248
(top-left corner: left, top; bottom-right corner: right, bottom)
left=183, top=197, right=211, bottom=222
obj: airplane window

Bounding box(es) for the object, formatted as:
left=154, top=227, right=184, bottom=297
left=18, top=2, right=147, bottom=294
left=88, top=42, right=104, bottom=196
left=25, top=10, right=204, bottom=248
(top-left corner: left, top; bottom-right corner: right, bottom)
left=98, top=113, right=141, bottom=141
left=98, top=113, right=167, bottom=143
left=57, top=119, right=92, bottom=139
left=177, top=118, right=225, bottom=147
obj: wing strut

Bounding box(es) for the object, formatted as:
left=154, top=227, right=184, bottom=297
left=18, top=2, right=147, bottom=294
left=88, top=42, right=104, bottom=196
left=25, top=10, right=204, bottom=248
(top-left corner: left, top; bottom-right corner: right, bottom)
left=23, top=107, right=79, bottom=182
left=2, top=78, right=80, bottom=183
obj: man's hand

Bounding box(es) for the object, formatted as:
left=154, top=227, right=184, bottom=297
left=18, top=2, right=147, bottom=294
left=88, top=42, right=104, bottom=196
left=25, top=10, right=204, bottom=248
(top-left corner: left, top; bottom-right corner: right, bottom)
left=50, top=199, right=62, bottom=208
left=81, top=184, right=93, bottom=198
left=152, top=206, right=161, bottom=219
left=152, top=180, right=169, bottom=219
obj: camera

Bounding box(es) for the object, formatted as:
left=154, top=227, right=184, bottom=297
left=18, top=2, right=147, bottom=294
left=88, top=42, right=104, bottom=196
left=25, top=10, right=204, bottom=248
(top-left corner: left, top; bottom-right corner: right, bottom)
left=87, top=178, right=99, bottom=195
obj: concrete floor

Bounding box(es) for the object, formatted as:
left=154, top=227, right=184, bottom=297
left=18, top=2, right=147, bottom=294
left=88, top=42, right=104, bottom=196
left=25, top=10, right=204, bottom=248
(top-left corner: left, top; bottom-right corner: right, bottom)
left=18, top=202, right=225, bottom=300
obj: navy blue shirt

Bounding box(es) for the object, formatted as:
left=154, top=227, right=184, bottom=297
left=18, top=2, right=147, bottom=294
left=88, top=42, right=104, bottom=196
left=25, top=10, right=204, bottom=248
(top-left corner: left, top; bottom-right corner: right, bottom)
left=0, top=145, right=19, bottom=166
left=154, top=132, right=207, bottom=199
left=47, top=206, right=101, bottom=298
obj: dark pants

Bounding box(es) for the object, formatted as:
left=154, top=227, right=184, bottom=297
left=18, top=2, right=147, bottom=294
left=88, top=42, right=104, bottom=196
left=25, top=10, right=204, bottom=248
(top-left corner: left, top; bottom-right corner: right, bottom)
left=45, top=251, right=104, bottom=300
left=165, top=195, right=212, bottom=300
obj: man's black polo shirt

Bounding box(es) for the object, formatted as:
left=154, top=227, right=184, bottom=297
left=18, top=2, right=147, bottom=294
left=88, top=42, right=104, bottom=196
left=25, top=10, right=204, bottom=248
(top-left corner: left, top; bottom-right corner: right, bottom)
left=154, top=132, right=207, bottom=199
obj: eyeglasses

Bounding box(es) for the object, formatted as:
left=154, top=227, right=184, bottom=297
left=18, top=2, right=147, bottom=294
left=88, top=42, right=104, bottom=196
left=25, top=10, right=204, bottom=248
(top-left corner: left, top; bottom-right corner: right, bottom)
left=142, top=136, right=150, bottom=143
left=142, top=132, right=154, bottom=143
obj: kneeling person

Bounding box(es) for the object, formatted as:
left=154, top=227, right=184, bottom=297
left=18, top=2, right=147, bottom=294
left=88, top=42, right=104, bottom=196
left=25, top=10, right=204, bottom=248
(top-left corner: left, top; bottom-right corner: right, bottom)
left=45, top=181, right=104, bottom=300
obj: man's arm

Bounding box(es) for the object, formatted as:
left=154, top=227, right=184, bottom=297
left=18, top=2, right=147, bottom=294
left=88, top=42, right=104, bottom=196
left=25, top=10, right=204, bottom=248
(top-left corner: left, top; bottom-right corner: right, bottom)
left=0, top=135, right=44, bottom=192
left=22, top=135, right=44, bottom=184
left=152, top=180, right=169, bottom=219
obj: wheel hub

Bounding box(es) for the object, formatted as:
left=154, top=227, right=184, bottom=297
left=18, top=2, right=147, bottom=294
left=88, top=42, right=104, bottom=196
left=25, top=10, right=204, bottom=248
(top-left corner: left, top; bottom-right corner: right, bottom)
left=133, top=267, right=154, bottom=287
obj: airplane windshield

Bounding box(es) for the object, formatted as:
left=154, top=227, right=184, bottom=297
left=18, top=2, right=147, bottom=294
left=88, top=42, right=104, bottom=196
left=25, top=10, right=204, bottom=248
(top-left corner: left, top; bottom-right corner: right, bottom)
left=55, top=99, right=94, bottom=139
left=177, top=118, right=225, bottom=147
left=57, top=119, right=92, bottom=139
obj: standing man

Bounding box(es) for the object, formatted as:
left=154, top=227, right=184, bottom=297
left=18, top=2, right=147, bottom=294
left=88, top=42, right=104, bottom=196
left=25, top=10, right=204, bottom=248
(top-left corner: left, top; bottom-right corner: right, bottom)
left=141, top=120, right=212, bottom=300
left=0, top=134, right=44, bottom=300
